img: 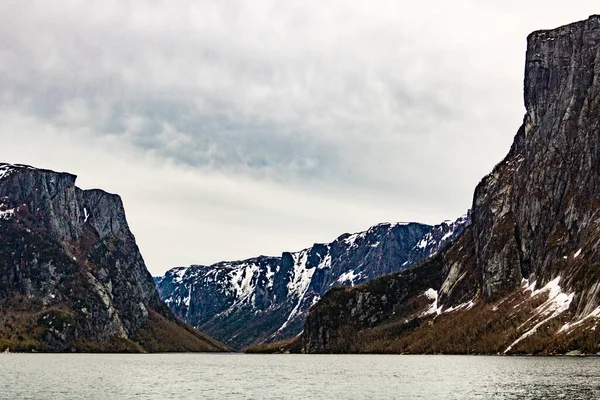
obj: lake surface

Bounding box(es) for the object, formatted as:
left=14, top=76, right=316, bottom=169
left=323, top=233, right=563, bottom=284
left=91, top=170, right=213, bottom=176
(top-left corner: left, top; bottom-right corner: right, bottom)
left=1, top=353, right=600, bottom=399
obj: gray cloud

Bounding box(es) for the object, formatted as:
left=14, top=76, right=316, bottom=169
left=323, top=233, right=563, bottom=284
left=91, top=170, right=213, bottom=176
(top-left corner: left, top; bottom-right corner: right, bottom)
left=0, top=0, right=597, bottom=273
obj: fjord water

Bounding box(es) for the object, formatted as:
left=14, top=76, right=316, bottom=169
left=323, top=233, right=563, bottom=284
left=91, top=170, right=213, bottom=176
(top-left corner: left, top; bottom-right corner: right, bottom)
left=2, top=354, right=600, bottom=399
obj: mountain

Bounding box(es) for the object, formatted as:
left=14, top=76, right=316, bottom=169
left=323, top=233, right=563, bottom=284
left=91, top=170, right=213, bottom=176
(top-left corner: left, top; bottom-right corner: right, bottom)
left=155, top=214, right=469, bottom=349
left=0, top=163, right=228, bottom=352
left=298, top=16, right=600, bottom=355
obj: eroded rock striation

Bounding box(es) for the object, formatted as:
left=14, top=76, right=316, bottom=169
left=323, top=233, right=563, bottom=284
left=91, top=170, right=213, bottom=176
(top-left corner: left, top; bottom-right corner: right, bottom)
left=299, top=16, right=600, bottom=355
left=0, top=164, right=227, bottom=352
left=156, top=215, right=469, bottom=349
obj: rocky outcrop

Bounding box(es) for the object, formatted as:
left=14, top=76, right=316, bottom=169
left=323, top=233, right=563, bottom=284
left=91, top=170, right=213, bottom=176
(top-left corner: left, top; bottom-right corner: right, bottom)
left=156, top=215, right=469, bottom=349
left=0, top=164, right=228, bottom=352
left=300, top=16, right=600, bottom=355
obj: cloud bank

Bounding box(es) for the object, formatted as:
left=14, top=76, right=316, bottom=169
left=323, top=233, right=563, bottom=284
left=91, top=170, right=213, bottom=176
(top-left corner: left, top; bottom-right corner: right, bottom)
left=0, top=1, right=596, bottom=274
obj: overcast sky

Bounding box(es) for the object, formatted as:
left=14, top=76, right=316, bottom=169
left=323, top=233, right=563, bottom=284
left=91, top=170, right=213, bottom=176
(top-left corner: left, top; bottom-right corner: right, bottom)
left=0, top=1, right=596, bottom=275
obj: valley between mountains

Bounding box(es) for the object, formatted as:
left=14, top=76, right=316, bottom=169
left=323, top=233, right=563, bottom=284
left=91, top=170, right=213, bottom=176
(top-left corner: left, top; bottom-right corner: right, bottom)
left=155, top=215, right=469, bottom=349
left=159, top=15, right=600, bottom=354
left=3, top=16, right=600, bottom=355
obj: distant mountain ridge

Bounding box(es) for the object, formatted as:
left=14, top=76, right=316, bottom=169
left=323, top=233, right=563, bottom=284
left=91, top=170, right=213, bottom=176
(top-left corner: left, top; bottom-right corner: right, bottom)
left=155, top=214, right=469, bottom=349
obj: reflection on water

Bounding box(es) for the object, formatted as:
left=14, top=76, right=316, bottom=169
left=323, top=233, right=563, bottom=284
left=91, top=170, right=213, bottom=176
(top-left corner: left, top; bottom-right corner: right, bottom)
left=1, top=353, right=600, bottom=399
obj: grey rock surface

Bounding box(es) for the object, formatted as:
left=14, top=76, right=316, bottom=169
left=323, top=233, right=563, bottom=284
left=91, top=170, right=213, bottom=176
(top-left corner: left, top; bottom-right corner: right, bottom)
left=0, top=164, right=226, bottom=352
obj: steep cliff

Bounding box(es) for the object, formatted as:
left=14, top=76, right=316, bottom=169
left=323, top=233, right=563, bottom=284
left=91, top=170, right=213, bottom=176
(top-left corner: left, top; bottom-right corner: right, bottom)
left=300, top=16, right=600, bottom=355
left=0, top=164, right=228, bottom=352
left=156, top=215, right=469, bottom=349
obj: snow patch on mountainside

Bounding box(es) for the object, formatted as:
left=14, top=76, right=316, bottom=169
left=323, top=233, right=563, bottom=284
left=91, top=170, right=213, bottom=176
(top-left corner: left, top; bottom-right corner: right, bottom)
left=0, top=163, right=40, bottom=181
left=559, top=306, right=600, bottom=333
left=444, top=300, right=475, bottom=313
left=0, top=166, right=15, bottom=181
left=0, top=208, right=15, bottom=220
left=421, top=288, right=442, bottom=316
left=337, top=270, right=360, bottom=286
left=170, top=267, right=188, bottom=284
left=229, top=263, right=260, bottom=303
left=412, top=212, right=469, bottom=254
left=276, top=250, right=317, bottom=333
left=266, top=264, right=276, bottom=289
left=343, top=232, right=366, bottom=248
left=505, top=277, right=574, bottom=353
left=318, top=252, right=332, bottom=270
left=286, top=250, right=314, bottom=299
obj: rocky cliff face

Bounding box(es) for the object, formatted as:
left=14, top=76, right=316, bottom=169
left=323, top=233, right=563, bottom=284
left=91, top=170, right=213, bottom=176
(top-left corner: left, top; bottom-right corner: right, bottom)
left=300, top=16, right=600, bottom=355
left=0, top=164, right=228, bottom=352
left=156, top=215, right=469, bottom=349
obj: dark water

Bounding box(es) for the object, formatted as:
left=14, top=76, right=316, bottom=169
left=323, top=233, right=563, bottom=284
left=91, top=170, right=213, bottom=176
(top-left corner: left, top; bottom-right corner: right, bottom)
left=1, top=354, right=600, bottom=399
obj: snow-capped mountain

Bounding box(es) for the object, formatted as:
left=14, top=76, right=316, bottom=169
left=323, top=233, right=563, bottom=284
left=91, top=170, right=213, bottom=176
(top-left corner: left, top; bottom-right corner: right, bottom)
left=155, top=214, right=470, bottom=349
